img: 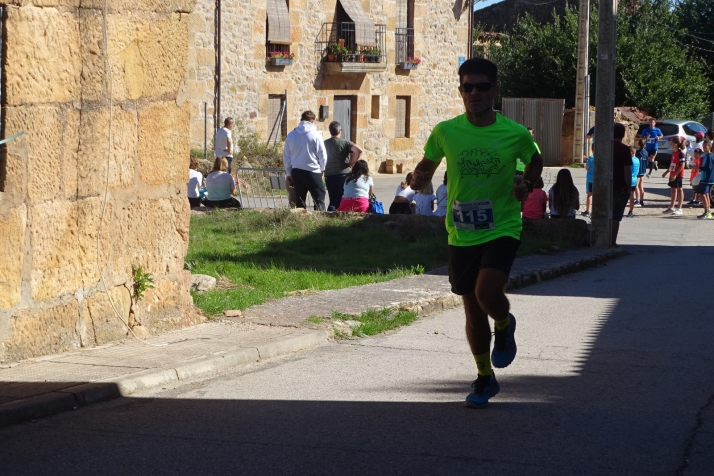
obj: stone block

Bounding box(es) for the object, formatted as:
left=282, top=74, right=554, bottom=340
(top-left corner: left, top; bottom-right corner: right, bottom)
left=135, top=16, right=190, bottom=98
left=187, top=11, right=206, bottom=31
left=382, top=1, right=396, bottom=16
left=196, top=48, right=215, bottom=66
left=78, top=106, right=138, bottom=197
left=61, top=109, right=81, bottom=200
left=84, top=285, right=132, bottom=345
left=290, top=25, right=303, bottom=43
left=390, top=137, right=415, bottom=152
left=0, top=206, right=27, bottom=309
left=135, top=272, right=199, bottom=332
left=258, top=79, right=297, bottom=95
left=387, top=83, right=423, bottom=96
left=80, top=0, right=195, bottom=13
left=138, top=101, right=190, bottom=186
left=4, top=6, right=81, bottom=106
left=1, top=299, right=81, bottom=362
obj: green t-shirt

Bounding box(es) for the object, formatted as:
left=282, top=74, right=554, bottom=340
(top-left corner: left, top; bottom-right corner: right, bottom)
left=424, top=113, right=537, bottom=247
left=517, top=141, right=540, bottom=172
left=324, top=137, right=354, bottom=176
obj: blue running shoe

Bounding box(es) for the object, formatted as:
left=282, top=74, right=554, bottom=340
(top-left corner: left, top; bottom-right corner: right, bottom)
left=465, top=374, right=500, bottom=408
left=491, top=314, right=517, bottom=368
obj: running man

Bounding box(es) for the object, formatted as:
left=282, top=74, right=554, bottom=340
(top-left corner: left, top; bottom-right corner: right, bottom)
left=636, top=118, right=663, bottom=178
left=410, top=58, right=544, bottom=408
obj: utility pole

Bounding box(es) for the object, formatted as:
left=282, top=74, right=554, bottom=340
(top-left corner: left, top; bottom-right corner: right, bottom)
left=467, top=0, right=473, bottom=58
left=591, top=0, right=617, bottom=248
left=572, top=0, right=590, bottom=164
left=215, top=0, right=222, bottom=131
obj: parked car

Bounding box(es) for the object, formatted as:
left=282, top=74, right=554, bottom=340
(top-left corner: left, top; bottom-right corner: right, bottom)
left=636, top=120, right=708, bottom=166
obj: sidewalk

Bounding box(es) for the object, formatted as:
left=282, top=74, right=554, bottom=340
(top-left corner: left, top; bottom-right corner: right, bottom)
left=0, top=246, right=625, bottom=428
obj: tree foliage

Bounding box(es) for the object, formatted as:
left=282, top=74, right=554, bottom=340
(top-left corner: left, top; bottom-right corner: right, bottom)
left=480, top=0, right=712, bottom=120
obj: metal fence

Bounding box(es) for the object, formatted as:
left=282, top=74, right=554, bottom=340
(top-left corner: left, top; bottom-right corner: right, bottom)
left=235, top=168, right=314, bottom=209
left=395, top=28, right=414, bottom=64
left=502, top=98, right=565, bottom=166
left=314, top=22, right=387, bottom=63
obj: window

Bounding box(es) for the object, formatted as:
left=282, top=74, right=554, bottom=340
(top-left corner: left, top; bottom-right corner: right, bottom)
left=395, top=96, right=410, bottom=138
left=266, top=0, right=291, bottom=58
left=268, top=95, right=287, bottom=140
left=683, top=122, right=706, bottom=136
left=371, top=95, right=380, bottom=120
left=395, top=0, right=414, bottom=63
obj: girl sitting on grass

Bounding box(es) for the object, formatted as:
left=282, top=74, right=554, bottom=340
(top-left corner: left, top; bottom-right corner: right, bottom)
left=411, top=182, right=436, bottom=216
left=548, top=168, right=580, bottom=218
left=337, top=160, right=374, bottom=213
left=389, top=172, right=415, bottom=214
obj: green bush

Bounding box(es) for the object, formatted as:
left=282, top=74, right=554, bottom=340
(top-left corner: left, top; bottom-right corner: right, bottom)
left=234, top=120, right=284, bottom=169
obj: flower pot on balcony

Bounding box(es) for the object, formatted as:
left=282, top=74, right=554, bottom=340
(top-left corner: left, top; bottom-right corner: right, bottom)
left=270, top=58, right=294, bottom=66
left=400, top=62, right=418, bottom=70
left=327, top=54, right=337, bottom=62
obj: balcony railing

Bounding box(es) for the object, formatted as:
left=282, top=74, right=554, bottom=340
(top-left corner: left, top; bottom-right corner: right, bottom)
left=315, top=22, right=387, bottom=73
left=395, top=28, right=415, bottom=65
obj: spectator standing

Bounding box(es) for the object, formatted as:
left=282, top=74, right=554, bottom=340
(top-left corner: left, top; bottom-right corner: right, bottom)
left=688, top=148, right=703, bottom=205
left=337, top=160, right=373, bottom=213
left=636, top=118, right=663, bottom=177
left=214, top=117, right=235, bottom=173
left=411, top=182, right=436, bottom=216
left=283, top=111, right=328, bottom=211
left=522, top=177, right=547, bottom=220
left=389, top=172, right=415, bottom=214
left=324, top=121, right=363, bottom=211
left=434, top=172, right=448, bottom=217
left=582, top=145, right=594, bottom=217
left=187, top=156, right=204, bottom=208
left=661, top=137, right=686, bottom=215
left=611, top=123, right=633, bottom=247
left=696, top=141, right=714, bottom=219
left=548, top=169, right=580, bottom=218
left=626, top=147, right=640, bottom=217
left=205, top=157, right=242, bottom=208
left=635, top=140, right=648, bottom=207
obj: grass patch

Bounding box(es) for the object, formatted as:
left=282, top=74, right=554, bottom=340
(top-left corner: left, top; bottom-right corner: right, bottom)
left=305, top=316, right=323, bottom=324
left=333, top=309, right=420, bottom=337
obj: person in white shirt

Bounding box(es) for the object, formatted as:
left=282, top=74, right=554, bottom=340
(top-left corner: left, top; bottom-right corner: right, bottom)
left=389, top=172, right=416, bottom=214
left=214, top=117, right=235, bottom=173
left=411, top=181, right=437, bottom=216
left=434, top=172, right=448, bottom=217
left=283, top=110, right=328, bottom=211
left=337, top=160, right=374, bottom=213
left=205, top=157, right=241, bottom=208
left=187, top=156, right=204, bottom=208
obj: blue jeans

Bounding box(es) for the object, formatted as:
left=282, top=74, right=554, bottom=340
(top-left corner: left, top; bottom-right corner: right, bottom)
left=325, top=174, right=348, bottom=211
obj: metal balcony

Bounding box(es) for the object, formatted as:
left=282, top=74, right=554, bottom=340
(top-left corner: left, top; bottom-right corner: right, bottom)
left=395, top=28, right=415, bottom=65
left=315, top=22, right=387, bottom=73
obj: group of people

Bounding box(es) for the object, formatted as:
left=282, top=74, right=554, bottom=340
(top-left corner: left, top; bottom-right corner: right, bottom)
left=387, top=171, right=448, bottom=217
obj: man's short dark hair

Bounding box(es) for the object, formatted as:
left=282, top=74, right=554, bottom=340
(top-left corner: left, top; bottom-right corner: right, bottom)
left=328, top=121, right=342, bottom=136
left=614, top=122, right=626, bottom=140
left=527, top=127, right=533, bottom=132
left=224, top=117, right=234, bottom=126
left=458, top=57, right=498, bottom=85
left=301, top=110, right=316, bottom=122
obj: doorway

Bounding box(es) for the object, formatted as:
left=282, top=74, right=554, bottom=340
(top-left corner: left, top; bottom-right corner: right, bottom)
left=333, top=96, right=355, bottom=143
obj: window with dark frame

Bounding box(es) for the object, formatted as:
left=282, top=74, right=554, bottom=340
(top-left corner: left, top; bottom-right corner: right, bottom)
left=395, top=96, right=410, bottom=139
left=395, top=0, right=414, bottom=63
left=266, top=0, right=291, bottom=58
left=371, top=95, right=380, bottom=120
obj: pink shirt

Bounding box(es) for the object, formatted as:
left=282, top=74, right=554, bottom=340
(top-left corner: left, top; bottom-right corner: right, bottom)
left=522, top=188, right=547, bottom=220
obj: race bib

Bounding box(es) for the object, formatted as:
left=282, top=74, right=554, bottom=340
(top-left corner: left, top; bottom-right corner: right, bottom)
left=646, top=137, right=656, bottom=145
left=669, top=163, right=676, bottom=172
left=452, top=199, right=495, bottom=231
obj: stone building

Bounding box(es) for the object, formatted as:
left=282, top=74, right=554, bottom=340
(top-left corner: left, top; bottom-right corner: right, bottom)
left=474, top=0, right=576, bottom=33
left=0, top=1, right=199, bottom=361
left=188, top=0, right=470, bottom=172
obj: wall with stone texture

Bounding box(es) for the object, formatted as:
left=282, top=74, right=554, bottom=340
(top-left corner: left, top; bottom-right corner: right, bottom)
left=0, top=0, right=201, bottom=362
left=188, top=0, right=468, bottom=173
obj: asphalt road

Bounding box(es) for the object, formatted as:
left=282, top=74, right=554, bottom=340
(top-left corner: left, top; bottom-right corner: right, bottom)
left=1, top=217, right=713, bottom=475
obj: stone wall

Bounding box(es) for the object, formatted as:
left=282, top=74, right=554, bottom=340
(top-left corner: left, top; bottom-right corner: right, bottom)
left=474, top=0, right=575, bottom=33
left=188, top=0, right=468, bottom=173
left=0, top=1, right=201, bottom=362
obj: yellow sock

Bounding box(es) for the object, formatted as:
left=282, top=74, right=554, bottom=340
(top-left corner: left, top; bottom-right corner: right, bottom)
left=473, top=352, right=493, bottom=377
left=494, top=315, right=511, bottom=331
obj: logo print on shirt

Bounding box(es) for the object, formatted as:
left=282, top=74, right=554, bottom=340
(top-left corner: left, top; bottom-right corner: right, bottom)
left=456, top=148, right=505, bottom=178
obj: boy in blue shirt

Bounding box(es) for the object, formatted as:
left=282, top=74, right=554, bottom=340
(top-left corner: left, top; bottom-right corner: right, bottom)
left=636, top=118, right=663, bottom=177
left=582, top=145, right=594, bottom=217
left=696, top=140, right=714, bottom=219
left=635, top=139, right=649, bottom=206
left=627, top=147, right=640, bottom=217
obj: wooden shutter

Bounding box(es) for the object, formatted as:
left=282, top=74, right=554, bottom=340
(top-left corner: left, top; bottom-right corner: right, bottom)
left=268, top=95, right=287, bottom=139
left=339, top=0, right=376, bottom=46
left=395, top=97, right=409, bottom=138
left=267, top=0, right=291, bottom=45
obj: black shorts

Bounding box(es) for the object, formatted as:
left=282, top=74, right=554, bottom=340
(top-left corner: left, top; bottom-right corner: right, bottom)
left=612, top=190, right=630, bottom=221
left=647, top=150, right=658, bottom=158
left=630, top=186, right=636, bottom=192
left=448, top=236, right=521, bottom=295
left=668, top=177, right=683, bottom=188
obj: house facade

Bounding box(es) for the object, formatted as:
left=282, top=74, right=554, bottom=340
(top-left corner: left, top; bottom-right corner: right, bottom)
left=188, top=0, right=470, bottom=172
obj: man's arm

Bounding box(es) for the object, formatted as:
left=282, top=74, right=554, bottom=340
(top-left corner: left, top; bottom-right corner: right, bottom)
left=316, top=139, right=328, bottom=172
left=283, top=142, right=292, bottom=178
left=624, top=164, right=631, bottom=187
left=410, top=157, right=441, bottom=190
left=348, top=144, right=363, bottom=166
left=226, top=136, right=233, bottom=155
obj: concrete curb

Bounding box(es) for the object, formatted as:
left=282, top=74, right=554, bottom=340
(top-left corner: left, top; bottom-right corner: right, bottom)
left=373, top=248, right=628, bottom=321
left=0, top=330, right=328, bottom=429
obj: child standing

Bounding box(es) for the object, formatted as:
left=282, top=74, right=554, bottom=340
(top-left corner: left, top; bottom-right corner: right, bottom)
left=411, top=182, right=436, bottom=216
left=696, top=141, right=714, bottom=219
left=434, top=172, right=448, bottom=217
left=635, top=140, right=648, bottom=206
left=688, top=148, right=703, bottom=206
left=582, top=146, right=594, bottom=217
left=661, top=137, right=686, bottom=215
left=627, top=147, right=640, bottom=217
left=522, top=177, right=547, bottom=220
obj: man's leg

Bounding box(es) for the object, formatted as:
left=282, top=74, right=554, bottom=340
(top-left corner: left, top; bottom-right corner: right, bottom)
left=306, top=171, right=327, bottom=211
left=226, top=156, right=233, bottom=174
left=292, top=170, right=309, bottom=209
left=325, top=174, right=345, bottom=210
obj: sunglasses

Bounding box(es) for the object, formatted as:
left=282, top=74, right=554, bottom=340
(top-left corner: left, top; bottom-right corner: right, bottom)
left=459, top=82, right=494, bottom=93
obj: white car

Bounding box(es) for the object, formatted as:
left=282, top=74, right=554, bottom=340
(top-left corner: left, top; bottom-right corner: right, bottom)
left=636, top=120, right=708, bottom=166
